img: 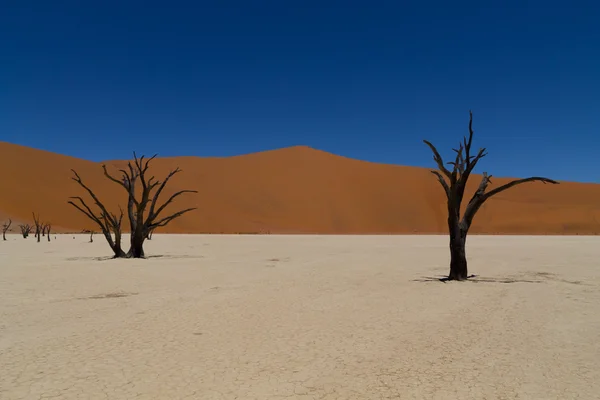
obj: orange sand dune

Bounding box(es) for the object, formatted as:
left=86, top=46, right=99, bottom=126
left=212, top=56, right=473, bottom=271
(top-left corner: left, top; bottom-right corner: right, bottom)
left=0, top=141, right=599, bottom=234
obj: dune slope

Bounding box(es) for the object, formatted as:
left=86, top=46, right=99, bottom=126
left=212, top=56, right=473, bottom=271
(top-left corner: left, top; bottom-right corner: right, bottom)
left=0, top=141, right=599, bottom=234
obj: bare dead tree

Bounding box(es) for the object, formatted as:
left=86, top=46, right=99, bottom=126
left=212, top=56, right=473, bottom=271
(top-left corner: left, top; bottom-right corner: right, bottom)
left=43, top=223, right=52, bottom=242
left=68, top=171, right=127, bottom=258
left=32, top=213, right=42, bottom=243
left=146, top=227, right=155, bottom=240
left=81, top=229, right=95, bottom=242
left=19, top=224, right=32, bottom=238
left=2, top=219, right=11, bottom=240
left=81, top=229, right=94, bottom=242
left=424, top=111, right=559, bottom=281
left=68, top=154, right=196, bottom=258
left=101, top=153, right=197, bottom=258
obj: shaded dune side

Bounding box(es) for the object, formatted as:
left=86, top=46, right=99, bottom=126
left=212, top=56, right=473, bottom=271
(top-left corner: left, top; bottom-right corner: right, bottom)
left=1, top=142, right=599, bottom=234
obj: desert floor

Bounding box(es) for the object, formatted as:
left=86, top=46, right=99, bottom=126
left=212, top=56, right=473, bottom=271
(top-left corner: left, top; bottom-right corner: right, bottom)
left=1, top=234, right=599, bottom=399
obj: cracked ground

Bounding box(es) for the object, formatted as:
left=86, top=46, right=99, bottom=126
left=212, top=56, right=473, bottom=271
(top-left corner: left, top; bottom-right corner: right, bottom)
left=1, top=234, right=600, bottom=399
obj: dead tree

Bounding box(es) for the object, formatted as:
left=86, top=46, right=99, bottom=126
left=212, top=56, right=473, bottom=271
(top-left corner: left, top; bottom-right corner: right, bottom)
left=43, top=223, right=52, bottom=242
left=424, top=111, right=558, bottom=281
left=68, top=171, right=127, bottom=258
left=2, top=219, right=11, bottom=240
left=102, top=153, right=197, bottom=258
left=19, top=224, right=32, bottom=238
left=81, top=229, right=95, bottom=242
left=146, top=227, right=155, bottom=240
left=68, top=153, right=196, bottom=258
left=32, top=213, right=42, bottom=243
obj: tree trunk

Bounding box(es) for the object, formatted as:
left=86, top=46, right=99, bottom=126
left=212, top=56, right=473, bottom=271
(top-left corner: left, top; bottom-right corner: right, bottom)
left=101, top=230, right=126, bottom=258
left=2, top=231, right=5, bottom=241
left=114, top=231, right=126, bottom=258
left=448, top=234, right=468, bottom=280
left=128, top=231, right=146, bottom=258
left=112, top=245, right=127, bottom=258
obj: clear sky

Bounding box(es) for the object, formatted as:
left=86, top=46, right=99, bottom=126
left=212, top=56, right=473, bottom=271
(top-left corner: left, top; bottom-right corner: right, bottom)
left=1, top=1, right=598, bottom=182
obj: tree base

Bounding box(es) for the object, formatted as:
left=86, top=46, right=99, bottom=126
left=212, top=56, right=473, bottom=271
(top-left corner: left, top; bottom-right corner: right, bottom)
left=441, top=274, right=477, bottom=282
left=112, top=253, right=146, bottom=259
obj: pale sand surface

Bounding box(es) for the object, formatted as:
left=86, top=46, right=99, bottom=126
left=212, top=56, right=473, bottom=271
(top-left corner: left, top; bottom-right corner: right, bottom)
left=1, top=234, right=599, bottom=399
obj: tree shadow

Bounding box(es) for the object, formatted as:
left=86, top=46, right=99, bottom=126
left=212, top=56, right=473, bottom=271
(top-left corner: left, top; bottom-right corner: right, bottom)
left=79, top=291, right=138, bottom=300
left=146, top=254, right=204, bottom=260
left=528, top=272, right=587, bottom=286
left=66, top=256, right=115, bottom=262
left=66, top=254, right=204, bottom=262
left=413, top=275, right=544, bottom=284
left=468, top=276, right=544, bottom=284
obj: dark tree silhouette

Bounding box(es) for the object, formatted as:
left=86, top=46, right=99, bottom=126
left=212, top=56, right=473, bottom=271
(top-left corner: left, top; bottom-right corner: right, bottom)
left=68, top=171, right=127, bottom=258
left=32, top=213, right=42, bottom=243
left=19, top=224, right=32, bottom=238
left=44, top=223, right=52, bottom=242
left=424, top=111, right=559, bottom=281
left=101, top=153, right=197, bottom=258
left=2, top=219, right=11, bottom=240
left=69, top=153, right=197, bottom=258
left=86, top=230, right=94, bottom=243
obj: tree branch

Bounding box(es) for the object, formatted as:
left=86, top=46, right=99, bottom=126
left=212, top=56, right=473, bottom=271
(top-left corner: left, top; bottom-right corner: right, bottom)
left=463, top=147, right=487, bottom=178
left=102, top=165, right=129, bottom=190
left=134, top=152, right=158, bottom=194
left=423, top=140, right=453, bottom=180
left=458, top=173, right=492, bottom=231
left=2, top=219, right=12, bottom=232
left=430, top=170, right=451, bottom=199
left=461, top=174, right=559, bottom=231
left=148, top=207, right=197, bottom=229
left=68, top=197, right=106, bottom=229
left=146, top=169, right=182, bottom=219
left=69, top=170, right=120, bottom=233
left=148, top=189, right=198, bottom=224
left=483, top=176, right=559, bottom=200
left=102, top=164, right=141, bottom=208
left=464, top=110, right=474, bottom=163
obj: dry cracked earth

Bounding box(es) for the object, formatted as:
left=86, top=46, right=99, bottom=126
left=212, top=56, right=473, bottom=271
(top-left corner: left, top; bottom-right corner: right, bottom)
left=1, top=234, right=600, bottom=399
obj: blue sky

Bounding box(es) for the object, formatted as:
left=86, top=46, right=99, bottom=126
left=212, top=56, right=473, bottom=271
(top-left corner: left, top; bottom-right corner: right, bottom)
left=1, top=0, right=598, bottom=182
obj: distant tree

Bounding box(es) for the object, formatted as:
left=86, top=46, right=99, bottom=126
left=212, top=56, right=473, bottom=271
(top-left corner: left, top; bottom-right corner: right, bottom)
left=424, top=111, right=559, bottom=281
left=43, top=223, right=52, bottom=242
left=83, top=229, right=94, bottom=243
left=2, top=219, right=11, bottom=241
left=19, top=224, right=32, bottom=238
left=32, top=213, right=42, bottom=243
left=68, top=153, right=197, bottom=258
